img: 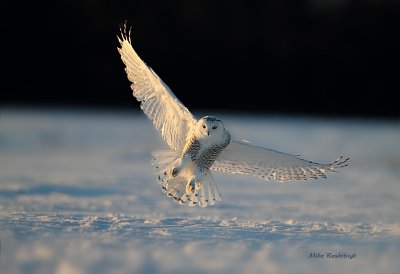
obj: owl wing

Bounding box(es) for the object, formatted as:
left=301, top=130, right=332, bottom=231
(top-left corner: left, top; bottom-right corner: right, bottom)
left=212, top=140, right=349, bottom=182
left=117, top=25, right=196, bottom=151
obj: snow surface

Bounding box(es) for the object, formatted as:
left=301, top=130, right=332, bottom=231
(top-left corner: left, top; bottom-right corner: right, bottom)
left=0, top=108, right=399, bottom=274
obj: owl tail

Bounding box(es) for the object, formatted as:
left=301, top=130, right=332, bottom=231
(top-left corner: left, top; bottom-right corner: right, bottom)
left=152, top=150, right=222, bottom=207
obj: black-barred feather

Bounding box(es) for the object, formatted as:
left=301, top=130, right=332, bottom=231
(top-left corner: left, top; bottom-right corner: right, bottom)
left=182, top=131, right=231, bottom=172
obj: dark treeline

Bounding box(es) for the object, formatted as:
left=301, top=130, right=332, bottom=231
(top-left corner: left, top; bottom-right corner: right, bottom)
left=2, top=0, right=399, bottom=118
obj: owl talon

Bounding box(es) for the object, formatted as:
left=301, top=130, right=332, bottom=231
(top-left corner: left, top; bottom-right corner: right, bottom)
left=171, top=167, right=179, bottom=177
left=186, top=180, right=195, bottom=194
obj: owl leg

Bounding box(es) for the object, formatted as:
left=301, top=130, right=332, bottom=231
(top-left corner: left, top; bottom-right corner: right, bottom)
left=171, top=154, right=191, bottom=177
left=185, top=175, right=203, bottom=194
left=171, top=167, right=180, bottom=177
left=186, top=166, right=206, bottom=193
left=186, top=179, right=195, bottom=194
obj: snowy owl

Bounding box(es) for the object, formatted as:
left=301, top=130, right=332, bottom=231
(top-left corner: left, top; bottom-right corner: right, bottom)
left=117, top=25, right=349, bottom=207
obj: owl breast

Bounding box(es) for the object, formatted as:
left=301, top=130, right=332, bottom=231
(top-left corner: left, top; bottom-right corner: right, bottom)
left=183, top=130, right=231, bottom=172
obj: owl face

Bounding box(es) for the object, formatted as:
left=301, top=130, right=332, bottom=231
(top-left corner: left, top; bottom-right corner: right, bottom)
left=196, top=116, right=225, bottom=138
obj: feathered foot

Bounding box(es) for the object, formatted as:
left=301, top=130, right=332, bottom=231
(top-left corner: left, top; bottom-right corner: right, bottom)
left=172, top=167, right=180, bottom=177
left=186, top=179, right=195, bottom=194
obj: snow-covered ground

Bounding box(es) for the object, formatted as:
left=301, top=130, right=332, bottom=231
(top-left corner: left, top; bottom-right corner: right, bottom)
left=1, top=108, right=399, bottom=274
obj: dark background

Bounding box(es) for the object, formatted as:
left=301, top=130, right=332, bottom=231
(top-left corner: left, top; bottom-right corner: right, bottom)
left=2, top=0, right=399, bottom=118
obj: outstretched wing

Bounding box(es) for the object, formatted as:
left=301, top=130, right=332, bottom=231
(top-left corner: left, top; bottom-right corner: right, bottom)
left=212, top=140, right=349, bottom=182
left=117, top=25, right=196, bottom=151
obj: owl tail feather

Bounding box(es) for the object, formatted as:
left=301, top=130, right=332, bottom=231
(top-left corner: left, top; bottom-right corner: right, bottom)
left=152, top=149, right=222, bottom=207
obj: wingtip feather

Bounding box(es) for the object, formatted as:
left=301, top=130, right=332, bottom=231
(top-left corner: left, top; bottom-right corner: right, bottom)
left=117, top=21, right=132, bottom=46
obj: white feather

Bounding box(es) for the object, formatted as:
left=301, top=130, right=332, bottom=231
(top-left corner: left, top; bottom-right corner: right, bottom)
left=212, top=140, right=349, bottom=182
left=117, top=25, right=196, bottom=151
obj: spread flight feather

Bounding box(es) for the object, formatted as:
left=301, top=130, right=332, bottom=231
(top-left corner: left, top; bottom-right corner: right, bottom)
left=117, top=23, right=349, bottom=207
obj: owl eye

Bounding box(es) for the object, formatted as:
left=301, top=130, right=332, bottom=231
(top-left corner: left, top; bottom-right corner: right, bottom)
left=202, top=125, right=206, bottom=129
left=212, top=125, right=217, bottom=129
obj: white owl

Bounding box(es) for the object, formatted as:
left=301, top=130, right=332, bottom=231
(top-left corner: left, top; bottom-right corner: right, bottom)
left=117, top=25, right=349, bottom=207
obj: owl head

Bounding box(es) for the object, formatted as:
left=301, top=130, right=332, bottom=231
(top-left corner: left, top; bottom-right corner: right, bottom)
left=195, top=116, right=225, bottom=138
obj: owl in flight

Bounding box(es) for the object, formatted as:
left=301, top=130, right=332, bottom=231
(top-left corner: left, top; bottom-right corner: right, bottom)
left=117, top=25, right=349, bottom=207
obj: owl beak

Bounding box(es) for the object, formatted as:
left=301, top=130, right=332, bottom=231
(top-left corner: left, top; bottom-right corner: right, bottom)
left=207, top=130, right=209, bottom=136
